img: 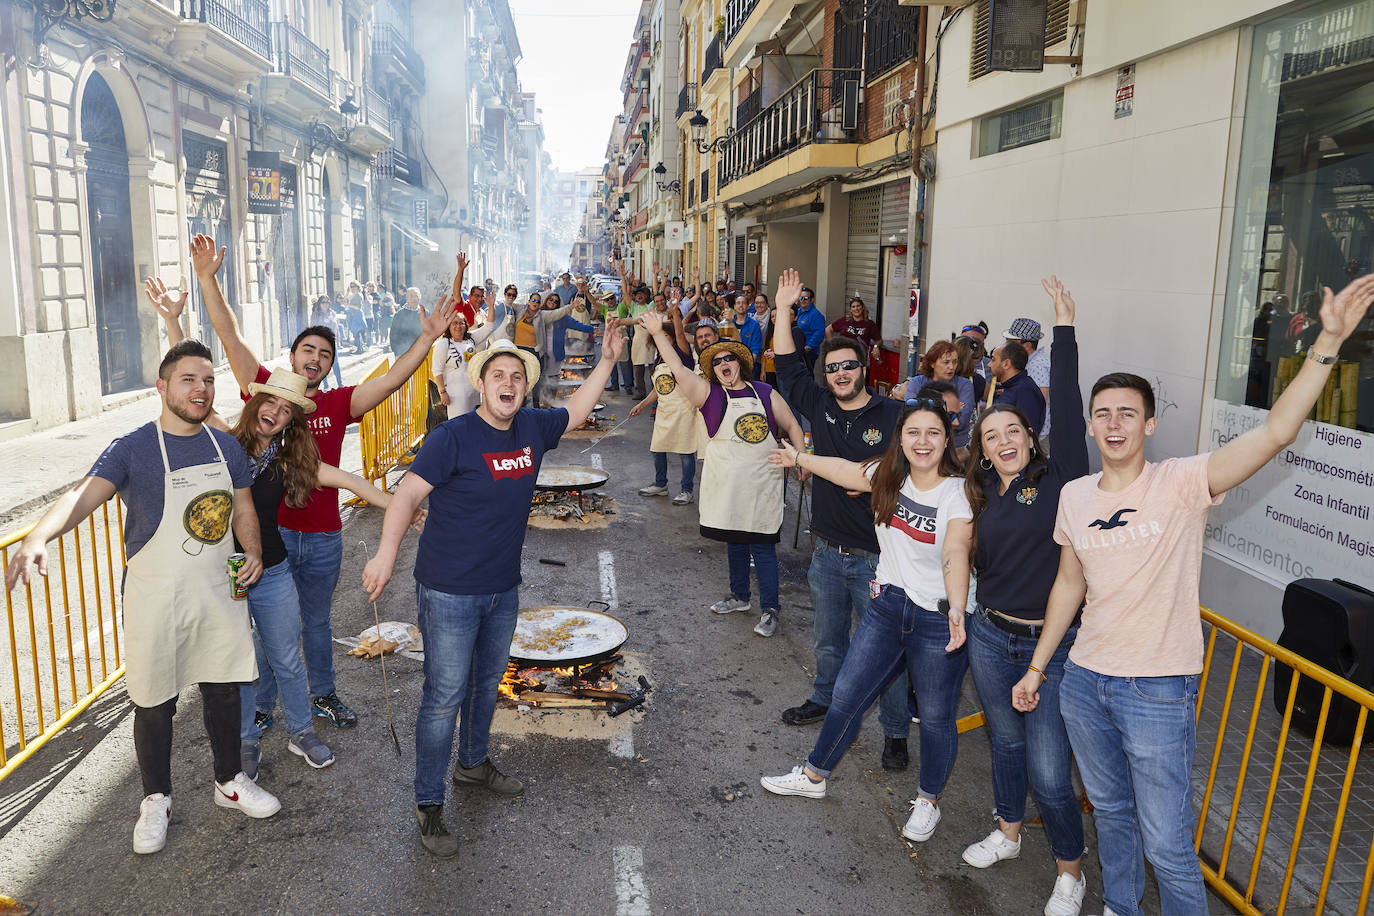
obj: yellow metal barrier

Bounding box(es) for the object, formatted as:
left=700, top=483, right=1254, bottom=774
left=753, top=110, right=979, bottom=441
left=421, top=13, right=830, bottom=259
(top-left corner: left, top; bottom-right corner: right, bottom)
left=0, top=498, right=127, bottom=785
left=1194, top=605, right=1374, bottom=915
left=357, top=356, right=430, bottom=491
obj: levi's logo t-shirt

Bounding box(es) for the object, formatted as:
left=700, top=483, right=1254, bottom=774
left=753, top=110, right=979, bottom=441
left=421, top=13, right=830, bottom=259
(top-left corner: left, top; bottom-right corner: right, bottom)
left=1054, top=453, right=1224, bottom=677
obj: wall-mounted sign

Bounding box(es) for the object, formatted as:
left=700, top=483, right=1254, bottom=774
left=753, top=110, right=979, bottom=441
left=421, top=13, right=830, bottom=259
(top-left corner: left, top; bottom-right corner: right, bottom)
left=987, top=0, right=1048, bottom=72
left=1115, top=64, right=1136, bottom=119
left=414, top=199, right=428, bottom=236
left=664, top=220, right=685, bottom=250
left=247, top=150, right=281, bottom=215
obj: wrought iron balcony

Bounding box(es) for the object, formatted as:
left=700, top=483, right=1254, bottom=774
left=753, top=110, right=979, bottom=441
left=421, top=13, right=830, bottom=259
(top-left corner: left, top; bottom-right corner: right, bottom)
left=702, top=32, right=722, bottom=84
left=677, top=83, right=697, bottom=119
left=723, top=0, right=759, bottom=48
left=180, top=0, right=270, bottom=60
left=363, top=84, right=390, bottom=131
left=270, top=21, right=329, bottom=97
left=372, top=23, right=425, bottom=90
left=718, top=68, right=862, bottom=189
left=373, top=146, right=423, bottom=187
left=736, top=85, right=760, bottom=127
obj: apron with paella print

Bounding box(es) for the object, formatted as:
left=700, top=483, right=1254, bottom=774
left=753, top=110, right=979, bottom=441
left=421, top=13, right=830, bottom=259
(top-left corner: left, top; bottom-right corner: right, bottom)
left=121, top=423, right=256, bottom=707
left=699, top=382, right=784, bottom=536
left=649, top=363, right=707, bottom=457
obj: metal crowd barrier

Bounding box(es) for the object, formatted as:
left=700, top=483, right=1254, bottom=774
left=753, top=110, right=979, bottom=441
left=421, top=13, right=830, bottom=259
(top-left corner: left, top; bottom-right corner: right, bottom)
left=1195, top=606, right=1374, bottom=915
left=356, top=356, right=430, bottom=492
left=0, top=498, right=127, bottom=785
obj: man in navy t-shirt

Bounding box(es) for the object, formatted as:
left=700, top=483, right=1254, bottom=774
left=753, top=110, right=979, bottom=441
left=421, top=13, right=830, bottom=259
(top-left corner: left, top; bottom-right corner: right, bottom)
left=363, top=331, right=627, bottom=859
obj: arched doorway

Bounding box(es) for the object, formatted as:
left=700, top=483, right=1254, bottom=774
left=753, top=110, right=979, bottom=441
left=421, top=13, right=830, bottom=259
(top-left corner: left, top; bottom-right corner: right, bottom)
left=82, top=73, right=142, bottom=394
left=183, top=132, right=236, bottom=364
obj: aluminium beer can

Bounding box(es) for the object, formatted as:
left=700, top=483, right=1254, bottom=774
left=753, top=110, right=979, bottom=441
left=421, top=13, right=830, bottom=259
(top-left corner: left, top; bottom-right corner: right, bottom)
left=227, top=553, right=248, bottom=599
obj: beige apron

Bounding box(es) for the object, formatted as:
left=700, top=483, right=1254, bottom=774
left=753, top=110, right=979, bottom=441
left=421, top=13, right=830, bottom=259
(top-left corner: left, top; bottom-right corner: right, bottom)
left=121, top=424, right=256, bottom=707
left=698, top=383, right=784, bottom=535
left=649, top=363, right=707, bottom=456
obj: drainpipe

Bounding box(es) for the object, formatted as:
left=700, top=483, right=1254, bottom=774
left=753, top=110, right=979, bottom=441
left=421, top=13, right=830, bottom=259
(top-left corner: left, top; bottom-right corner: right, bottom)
left=906, top=5, right=929, bottom=376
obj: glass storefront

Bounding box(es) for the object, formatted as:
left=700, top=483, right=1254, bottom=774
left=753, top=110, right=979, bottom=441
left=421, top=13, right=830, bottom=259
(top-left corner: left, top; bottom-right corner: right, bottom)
left=1217, top=0, right=1374, bottom=431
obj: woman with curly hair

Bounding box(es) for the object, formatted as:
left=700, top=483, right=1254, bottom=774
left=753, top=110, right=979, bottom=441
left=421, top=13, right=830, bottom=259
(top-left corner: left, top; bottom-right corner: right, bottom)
left=895, top=340, right=976, bottom=448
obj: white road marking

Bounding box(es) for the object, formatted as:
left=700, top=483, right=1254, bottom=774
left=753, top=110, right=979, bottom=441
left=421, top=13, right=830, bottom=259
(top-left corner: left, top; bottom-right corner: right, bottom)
left=598, top=550, right=618, bottom=609
left=613, top=845, right=651, bottom=916
left=609, top=730, right=634, bottom=759
left=589, top=452, right=603, bottom=469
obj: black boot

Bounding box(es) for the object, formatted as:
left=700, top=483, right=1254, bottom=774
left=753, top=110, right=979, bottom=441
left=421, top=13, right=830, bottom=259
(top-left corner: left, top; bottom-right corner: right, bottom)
left=882, top=736, right=909, bottom=771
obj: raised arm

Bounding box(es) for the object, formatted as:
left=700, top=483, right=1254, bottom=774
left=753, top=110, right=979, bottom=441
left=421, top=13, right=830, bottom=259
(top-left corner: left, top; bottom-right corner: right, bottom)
left=188, top=235, right=260, bottom=394
left=769, top=439, right=873, bottom=492
left=450, top=251, right=469, bottom=302
left=1011, top=544, right=1087, bottom=712
left=771, top=269, right=802, bottom=357
left=1208, top=274, right=1374, bottom=497
left=1041, top=276, right=1088, bottom=476
left=351, top=295, right=458, bottom=416
left=642, top=311, right=710, bottom=407
left=4, top=476, right=117, bottom=590
left=144, top=277, right=188, bottom=346
left=563, top=318, right=627, bottom=432
left=669, top=302, right=692, bottom=356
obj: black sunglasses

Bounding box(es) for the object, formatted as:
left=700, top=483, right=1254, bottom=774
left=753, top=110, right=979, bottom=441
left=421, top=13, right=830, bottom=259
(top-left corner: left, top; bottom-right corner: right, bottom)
left=824, top=359, right=863, bottom=374
left=711, top=353, right=740, bottom=367
left=799, top=295, right=812, bottom=301
left=905, top=396, right=957, bottom=420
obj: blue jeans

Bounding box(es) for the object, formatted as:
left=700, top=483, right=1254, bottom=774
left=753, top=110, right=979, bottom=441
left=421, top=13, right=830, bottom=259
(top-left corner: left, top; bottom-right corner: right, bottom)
left=726, top=542, right=778, bottom=612
left=608, top=358, right=632, bottom=391
left=652, top=451, right=696, bottom=492
left=268, top=528, right=343, bottom=707
left=413, top=583, right=519, bottom=806
left=967, top=607, right=1083, bottom=861
left=1060, top=660, right=1205, bottom=916
left=240, top=561, right=314, bottom=740
left=807, top=584, right=968, bottom=797
left=320, top=356, right=343, bottom=391
left=807, top=541, right=908, bottom=739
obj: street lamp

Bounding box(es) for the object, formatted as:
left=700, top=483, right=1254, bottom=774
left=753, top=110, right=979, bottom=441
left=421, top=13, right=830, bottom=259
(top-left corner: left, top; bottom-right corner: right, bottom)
left=306, top=94, right=362, bottom=157
left=688, top=109, right=734, bottom=154
left=652, top=162, right=680, bottom=193
left=22, top=0, right=116, bottom=63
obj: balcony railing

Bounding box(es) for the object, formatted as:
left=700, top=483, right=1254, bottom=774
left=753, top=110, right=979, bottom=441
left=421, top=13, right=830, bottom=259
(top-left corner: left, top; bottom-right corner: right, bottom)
left=363, top=84, right=390, bottom=130
left=724, top=0, right=759, bottom=48
left=181, top=0, right=270, bottom=60
left=623, top=144, right=645, bottom=181
left=270, top=21, right=329, bottom=97
left=372, top=23, right=426, bottom=89
left=702, top=32, right=722, bottom=83
left=718, top=68, right=862, bottom=189
left=677, top=83, right=697, bottom=118
left=737, top=85, right=761, bottom=127
left=374, top=146, right=423, bottom=187
left=864, top=0, right=921, bottom=79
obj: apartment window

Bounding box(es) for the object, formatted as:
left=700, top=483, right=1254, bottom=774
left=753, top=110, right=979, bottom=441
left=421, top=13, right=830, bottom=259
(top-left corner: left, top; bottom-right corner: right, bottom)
left=864, top=0, right=921, bottom=79
left=970, top=0, right=1070, bottom=80
left=975, top=91, right=1062, bottom=156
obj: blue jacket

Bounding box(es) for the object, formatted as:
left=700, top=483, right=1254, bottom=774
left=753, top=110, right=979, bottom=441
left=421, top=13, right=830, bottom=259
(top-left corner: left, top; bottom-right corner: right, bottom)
left=796, top=305, right=826, bottom=353
left=552, top=314, right=595, bottom=362
left=993, top=369, right=1047, bottom=436
left=730, top=315, right=764, bottom=363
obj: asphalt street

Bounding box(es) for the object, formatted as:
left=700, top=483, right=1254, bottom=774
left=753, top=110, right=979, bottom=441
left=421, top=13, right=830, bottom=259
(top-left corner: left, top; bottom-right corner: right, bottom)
left=0, top=384, right=1200, bottom=915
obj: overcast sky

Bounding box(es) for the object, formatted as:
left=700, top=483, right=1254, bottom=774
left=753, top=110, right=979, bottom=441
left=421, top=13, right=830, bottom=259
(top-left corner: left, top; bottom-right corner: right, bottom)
left=508, top=0, right=639, bottom=175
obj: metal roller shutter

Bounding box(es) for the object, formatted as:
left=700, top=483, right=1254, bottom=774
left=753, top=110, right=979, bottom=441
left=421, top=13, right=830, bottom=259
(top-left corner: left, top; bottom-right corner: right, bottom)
left=717, top=228, right=728, bottom=282
left=879, top=178, right=909, bottom=243
left=733, top=234, right=747, bottom=287
left=845, top=186, right=881, bottom=310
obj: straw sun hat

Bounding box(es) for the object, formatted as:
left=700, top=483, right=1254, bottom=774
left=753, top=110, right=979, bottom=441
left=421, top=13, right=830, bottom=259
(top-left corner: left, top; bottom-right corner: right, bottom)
left=697, top=340, right=754, bottom=383
left=466, top=340, right=542, bottom=390
left=247, top=368, right=317, bottom=414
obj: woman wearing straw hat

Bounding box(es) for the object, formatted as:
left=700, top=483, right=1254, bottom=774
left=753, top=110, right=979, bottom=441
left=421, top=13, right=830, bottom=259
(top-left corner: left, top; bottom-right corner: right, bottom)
left=640, top=310, right=806, bottom=638
left=228, top=369, right=419, bottom=779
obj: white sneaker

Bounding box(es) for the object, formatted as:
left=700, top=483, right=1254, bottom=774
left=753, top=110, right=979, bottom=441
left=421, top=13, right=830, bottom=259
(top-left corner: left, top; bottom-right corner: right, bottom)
left=1044, top=872, right=1087, bottom=916
left=760, top=765, right=826, bottom=799
left=900, top=797, right=941, bottom=842
left=213, top=772, right=282, bottom=818
left=132, top=793, right=170, bottom=854
left=671, top=490, right=694, bottom=505
left=638, top=484, right=668, bottom=496
left=710, top=595, right=750, bottom=614
left=961, top=827, right=1021, bottom=867
left=753, top=611, right=778, bottom=637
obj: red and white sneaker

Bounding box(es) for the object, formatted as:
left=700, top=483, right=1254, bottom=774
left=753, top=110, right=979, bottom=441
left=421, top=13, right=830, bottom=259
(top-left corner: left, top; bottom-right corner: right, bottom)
left=213, top=772, right=281, bottom=818
left=132, top=793, right=170, bottom=854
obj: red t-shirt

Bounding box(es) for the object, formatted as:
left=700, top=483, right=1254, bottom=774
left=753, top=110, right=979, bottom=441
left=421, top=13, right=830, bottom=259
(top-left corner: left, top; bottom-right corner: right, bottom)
left=245, top=364, right=360, bottom=532
left=829, top=317, right=881, bottom=350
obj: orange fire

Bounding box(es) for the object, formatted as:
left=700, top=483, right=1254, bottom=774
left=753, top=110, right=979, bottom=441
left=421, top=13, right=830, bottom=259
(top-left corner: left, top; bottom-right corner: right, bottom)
left=497, top=660, right=620, bottom=706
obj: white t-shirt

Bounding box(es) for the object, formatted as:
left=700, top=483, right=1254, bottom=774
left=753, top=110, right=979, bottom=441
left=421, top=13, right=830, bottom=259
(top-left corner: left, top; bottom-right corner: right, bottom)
left=871, top=473, right=972, bottom=610
left=432, top=337, right=479, bottom=416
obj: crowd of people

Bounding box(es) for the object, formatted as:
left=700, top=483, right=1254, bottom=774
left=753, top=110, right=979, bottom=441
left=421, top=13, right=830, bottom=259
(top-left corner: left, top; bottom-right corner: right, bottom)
left=5, top=240, right=1373, bottom=916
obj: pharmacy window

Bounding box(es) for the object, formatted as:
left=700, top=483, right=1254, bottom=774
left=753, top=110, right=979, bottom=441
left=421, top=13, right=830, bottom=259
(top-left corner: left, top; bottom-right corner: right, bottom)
left=1218, top=0, right=1374, bottom=431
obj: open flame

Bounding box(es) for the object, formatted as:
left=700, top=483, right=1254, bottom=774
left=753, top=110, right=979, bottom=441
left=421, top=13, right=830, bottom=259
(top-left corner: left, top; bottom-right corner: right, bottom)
left=497, top=658, right=624, bottom=708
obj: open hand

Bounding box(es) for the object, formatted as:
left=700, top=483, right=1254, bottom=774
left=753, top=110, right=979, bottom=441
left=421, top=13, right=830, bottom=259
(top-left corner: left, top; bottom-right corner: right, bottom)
left=601, top=318, right=627, bottom=363
left=189, top=234, right=226, bottom=278
left=774, top=269, right=803, bottom=313
left=1320, top=273, right=1374, bottom=344
left=144, top=277, right=188, bottom=323
left=768, top=442, right=798, bottom=470
left=640, top=310, right=665, bottom=336
left=421, top=295, right=458, bottom=340
left=1042, top=275, right=1076, bottom=325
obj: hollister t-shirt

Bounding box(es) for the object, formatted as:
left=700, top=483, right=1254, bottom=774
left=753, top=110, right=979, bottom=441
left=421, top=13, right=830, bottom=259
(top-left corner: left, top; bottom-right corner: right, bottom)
left=872, top=474, right=972, bottom=611
left=245, top=364, right=359, bottom=533
left=409, top=408, right=569, bottom=595
left=1053, top=454, right=1224, bottom=677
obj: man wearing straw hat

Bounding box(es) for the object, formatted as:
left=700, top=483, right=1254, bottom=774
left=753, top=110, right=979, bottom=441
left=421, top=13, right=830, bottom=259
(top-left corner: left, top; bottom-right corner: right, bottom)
left=639, top=309, right=807, bottom=639
left=361, top=328, right=627, bottom=859
left=5, top=339, right=282, bottom=854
